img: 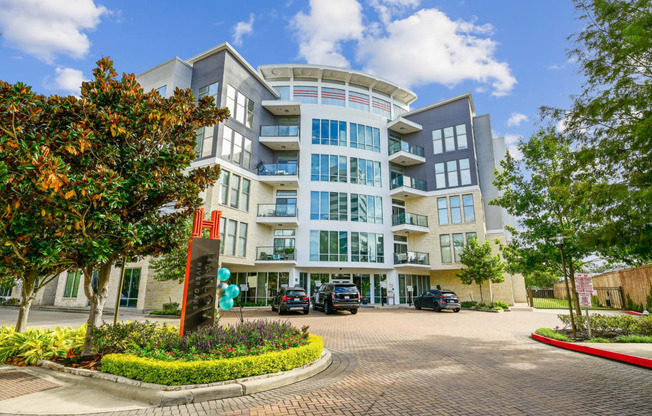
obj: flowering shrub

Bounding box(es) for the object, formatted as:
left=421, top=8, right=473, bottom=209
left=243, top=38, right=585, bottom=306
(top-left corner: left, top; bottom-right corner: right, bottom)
left=124, top=320, right=310, bottom=362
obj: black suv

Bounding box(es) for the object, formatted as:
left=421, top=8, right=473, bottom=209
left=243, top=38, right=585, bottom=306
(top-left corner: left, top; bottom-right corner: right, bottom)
left=414, top=289, right=461, bottom=312
left=313, top=283, right=361, bottom=314
left=271, top=287, right=310, bottom=315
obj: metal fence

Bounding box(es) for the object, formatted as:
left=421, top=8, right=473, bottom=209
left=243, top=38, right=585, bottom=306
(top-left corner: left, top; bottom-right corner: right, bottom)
left=529, top=287, right=624, bottom=310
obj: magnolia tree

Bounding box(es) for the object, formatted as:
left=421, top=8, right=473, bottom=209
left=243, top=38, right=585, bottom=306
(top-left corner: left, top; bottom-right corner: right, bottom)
left=1, top=59, right=228, bottom=351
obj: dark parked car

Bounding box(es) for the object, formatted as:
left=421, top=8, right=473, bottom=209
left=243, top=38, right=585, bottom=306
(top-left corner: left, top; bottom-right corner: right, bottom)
left=313, top=283, right=361, bottom=314
left=414, top=289, right=461, bottom=312
left=271, top=287, right=310, bottom=315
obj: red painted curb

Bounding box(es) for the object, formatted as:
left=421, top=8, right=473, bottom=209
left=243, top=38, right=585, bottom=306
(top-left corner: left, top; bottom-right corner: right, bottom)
left=531, top=332, right=652, bottom=369
left=623, top=310, right=644, bottom=316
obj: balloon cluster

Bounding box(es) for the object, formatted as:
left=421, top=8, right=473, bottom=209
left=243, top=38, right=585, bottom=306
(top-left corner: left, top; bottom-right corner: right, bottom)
left=216, top=267, right=240, bottom=310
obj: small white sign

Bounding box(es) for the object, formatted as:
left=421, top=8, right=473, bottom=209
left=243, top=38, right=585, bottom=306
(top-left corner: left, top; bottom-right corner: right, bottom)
left=407, top=285, right=413, bottom=292
left=575, top=273, right=593, bottom=294
left=579, top=293, right=592, bottom=308
left=240, top=284, right=249, bottom=292
left=380, top=281, right=387, bottom=288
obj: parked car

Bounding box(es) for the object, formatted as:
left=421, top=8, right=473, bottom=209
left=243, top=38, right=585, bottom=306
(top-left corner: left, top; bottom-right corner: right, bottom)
left=271, top=287, right=310, bottom=315
left=313, top=283, right=361, bottom=314
left=414, top=289, right=461, bottom=312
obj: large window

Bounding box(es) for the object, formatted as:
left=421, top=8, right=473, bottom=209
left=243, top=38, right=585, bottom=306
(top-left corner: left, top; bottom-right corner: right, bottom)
left=453, top=233, right=464, bottom=263
left=198, top=82, right=219, bottom=104
left=221, top=126, right=251, bottom=168
left=274, top=86, right=290, bottom=100
left=312, top=119, right=347, bottom=146
left=351, top=232, right=384, bottom=263
left=350, top=123, right=380, bottom=152
left=450, top=196, right=462, bottom=224
left=350, top=157, right=381, bottom=187
left=435, top=159, right=472, bottom=189
left=432, top=123, right=469, bottom=153
left=437, top=197, right=448, bottom=225
left=372, top=97, right=391, bottom=119
left=440, top=235, right=452, bottom=264
left=310, top=192, right=348, bottom=221
left=238, top=223, right=248, bottom=257
left=310, top=231, right=348, bottom=261
left=294, top=86, right=318, bottom=104
left=463, top=194, right=475, bottom=222
left=221, top=219, right=248, bottom=257
left=120, top=268, right=141, bottom=308
left=321, top=87, right=346, bottom=107
left=63, top=271, right=81, bottom=298
left=349, top=91, right=370, bottom=112
left=195, top=125, right=214, bottom=158
left=226, top=85, right=254, bottom=129
left=311, top=154, right=347, bottom=182
left=351, top=194, right=383, bottom=223
left=218, top=170, right=250, bottom=211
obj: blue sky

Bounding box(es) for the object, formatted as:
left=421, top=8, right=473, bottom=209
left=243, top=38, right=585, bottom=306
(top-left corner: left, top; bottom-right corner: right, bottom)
left=0, top=0, right=584, bottom=155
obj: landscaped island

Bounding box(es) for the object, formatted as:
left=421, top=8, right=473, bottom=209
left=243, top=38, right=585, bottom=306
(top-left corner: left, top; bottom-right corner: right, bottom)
left=535, top=314, right=651, bottom=343
left=0, top=320, right=323, bottom=385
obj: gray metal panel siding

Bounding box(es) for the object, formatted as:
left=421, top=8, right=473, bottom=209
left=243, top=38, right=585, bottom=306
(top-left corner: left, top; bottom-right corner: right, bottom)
left=473, top=114, right=503, bottom=230
left=402, top=98, right=477, bottom=191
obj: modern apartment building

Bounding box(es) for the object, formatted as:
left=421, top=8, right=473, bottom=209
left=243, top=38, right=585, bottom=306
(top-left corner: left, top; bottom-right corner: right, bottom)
left=3, top=43, right=526, bottom=311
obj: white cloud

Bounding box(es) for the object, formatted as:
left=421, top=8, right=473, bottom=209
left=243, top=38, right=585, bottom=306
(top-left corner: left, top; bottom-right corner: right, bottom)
left=503, top=134, right=523, bottom=161
left=53, top=67, right=87, bottom=95
left=291, top=0, right=364, bottom=67
left=370, top=0, right=420, bottom=25
left=0, top=0, right=108, bottom=64
left=507, top=112, right=528, bottom=127
left=233, top=14, right=255, bottom=46
left=357, top=9, right=515, bottom=95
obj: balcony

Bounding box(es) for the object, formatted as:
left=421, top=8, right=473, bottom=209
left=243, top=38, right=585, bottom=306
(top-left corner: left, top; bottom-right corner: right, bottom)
left=259, top=125, right=300, bottom=151
left=255, top=246, right=297, bottom=264
left=387, top=117, right=422, bottom=134
left=390, top=175, right=427, bottom=198
left=261, top=99, right=301, bottom=116
left=256, top=203, right=299, bottom=227
left=258, top=161, right=299, bottom=187
left=394, top=251, right=430, bottom=268
left=391, top=212, right=429, bottom=235
left=388, top=140, right=426, bottom=166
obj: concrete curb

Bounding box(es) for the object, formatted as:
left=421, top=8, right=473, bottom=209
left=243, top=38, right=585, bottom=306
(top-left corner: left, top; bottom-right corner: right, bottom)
left=33, top=349, right=332, bottom=406
left=531, top=332, right=652, bottom=369
left=623, top=310, right=644, bottom=316
left=461, top=307, right=507, bottom=313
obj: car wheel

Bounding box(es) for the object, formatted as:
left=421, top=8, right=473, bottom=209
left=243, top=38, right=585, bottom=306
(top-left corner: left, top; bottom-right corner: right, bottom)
left=350, top=308, right=358, bottom=315
left=414, top=301, right=421, bottom=310
left=304, top=307, right=310, bottom=315
left=324, top=301, right=332, bottom=314
left=434, top=303, right=441, bottom=312
left=454, top=308, right=460, bottom=313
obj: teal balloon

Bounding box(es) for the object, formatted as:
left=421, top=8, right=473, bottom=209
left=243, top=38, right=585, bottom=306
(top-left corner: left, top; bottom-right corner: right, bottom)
left=225, top=284, right=240, bottom=299
left=218, top=267, right=231, bottom=281
left=216, top=282, right=228, bottom=295
left=219, top=297, right=234, bottom=310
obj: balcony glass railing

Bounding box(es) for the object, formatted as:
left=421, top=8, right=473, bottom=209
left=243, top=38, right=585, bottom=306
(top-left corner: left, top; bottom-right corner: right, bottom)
left=260, top=125, right=299, bottom=137
left=258, top=161, right=298, bottom=176
left=392, top=212, right=428, bottom=227
left=390, top=175, right=427, bottom=191
left=389, top=140, right=425, bottom=157
left=257, top=203, right=297, bottom=217
left=256, top=246, right=296, bottom=261
left=394, top=251, right=430, bottom=265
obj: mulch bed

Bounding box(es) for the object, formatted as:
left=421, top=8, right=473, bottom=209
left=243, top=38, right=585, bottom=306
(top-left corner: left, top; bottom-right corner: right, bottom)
left=50, top=355, right=102, bottom=371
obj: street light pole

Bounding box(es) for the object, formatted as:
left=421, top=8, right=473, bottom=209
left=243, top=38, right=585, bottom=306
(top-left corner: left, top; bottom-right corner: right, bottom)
left=552, top=234, right=576, bottom=339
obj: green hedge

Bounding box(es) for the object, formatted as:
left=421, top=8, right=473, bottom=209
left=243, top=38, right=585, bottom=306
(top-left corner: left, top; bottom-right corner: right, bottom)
left=100, top=334, right=323, bottom=385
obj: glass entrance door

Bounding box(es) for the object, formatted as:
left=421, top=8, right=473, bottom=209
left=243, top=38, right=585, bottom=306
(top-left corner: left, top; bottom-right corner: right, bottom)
left=353, top=274, right=371, bottom=304
left=120, top=268, right=141, bottom=308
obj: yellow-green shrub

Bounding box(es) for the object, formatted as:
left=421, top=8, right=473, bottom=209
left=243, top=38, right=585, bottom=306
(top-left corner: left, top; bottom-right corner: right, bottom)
left=100, top=334, right=323, bottom=385
left=0, top=325, right=86, bottom=364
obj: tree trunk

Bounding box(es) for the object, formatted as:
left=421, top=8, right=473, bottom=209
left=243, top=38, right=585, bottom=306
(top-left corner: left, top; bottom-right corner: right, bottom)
left=15, top=270, right=38, bottom=333
left=568, top=259, right=582, bottom=316
left=489, top=281, right=494, bottom=303
left=81, top=262, right=113, bottom=355
left=479, top=283, right=484, bottom=302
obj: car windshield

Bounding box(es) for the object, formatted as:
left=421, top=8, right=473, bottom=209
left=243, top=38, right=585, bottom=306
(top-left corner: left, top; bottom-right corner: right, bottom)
left=441, top=291, right=456, bottom=297
left=334, top=285, right=358, bottom=293
left=286, top=290, right=306, bottom=296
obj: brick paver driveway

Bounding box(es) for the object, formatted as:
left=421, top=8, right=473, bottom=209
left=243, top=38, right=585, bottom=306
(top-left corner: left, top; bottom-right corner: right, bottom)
left=42, top=309, right=652, bottom=415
